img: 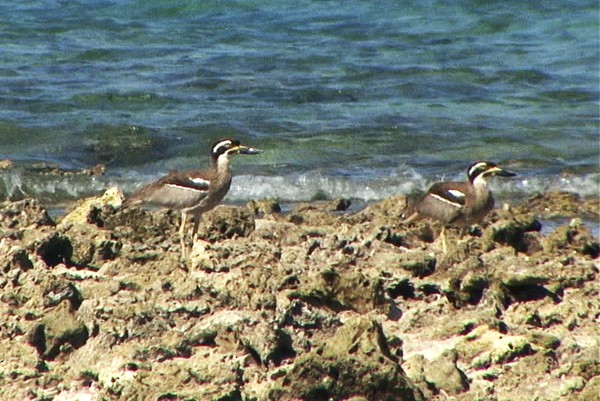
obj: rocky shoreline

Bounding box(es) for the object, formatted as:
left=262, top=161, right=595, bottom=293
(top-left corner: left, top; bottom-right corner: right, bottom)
left=0, top=190, right=598, bottom=401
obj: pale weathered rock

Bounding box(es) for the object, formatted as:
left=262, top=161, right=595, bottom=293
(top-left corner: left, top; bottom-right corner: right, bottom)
left=198, top=204, right=256, bottom=242
left=543, top=219, right=599, bottom=257
left=28, top=301, right=89, bottom=360
left=354, top=194, right=409, bottom=226
left=402, top=354, right=434, bottom=399
left=238, top=322, right=296, bottom=367
left=58, top=186, right=124, bottom=227
left=268, top=316, right=424, bottom=401
left=566, top=375, right=600, bottom=401
left=62, top=223, right=122, bottom=267
left=246, top=198, right=282, bottom=215
left=481, top=215, right=542, bottom=252
left=288, top=267, right=388, bottom=314
left=0, top=198, right=54, bottom=230
left=0, top=191, right=597, bottom=401
left=397, top=251, right=436, bottom=278
left=0, top=245, right=33, bottom=274
left=456, top=325, right=534, bottom=369
left=33, top=230, right=73, bottom=267
left=423, top=349, right=469, bottom=395
left=514, top=191, right=599, bottom=220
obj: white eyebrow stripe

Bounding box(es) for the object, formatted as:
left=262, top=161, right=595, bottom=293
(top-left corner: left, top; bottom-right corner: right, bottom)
left=166, top=184, right=208, bottom=193
left=212, top=140, right=232, bottom=154
left=447, top=189, right=465, bottom=199
left=468, top=162, right=488, bottom=178
left=430, top=193, right=462, bottom=208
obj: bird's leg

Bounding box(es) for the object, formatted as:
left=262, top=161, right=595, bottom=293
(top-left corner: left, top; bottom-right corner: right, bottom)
left=401, top=211, right=420, bottom=225
left=440, top=226, right=447, bottom=254
left=179, top=212, right=188, bottom=259
left=190, top=214, right=212, bottom=265
left=191, top=214, right=201, bottom=245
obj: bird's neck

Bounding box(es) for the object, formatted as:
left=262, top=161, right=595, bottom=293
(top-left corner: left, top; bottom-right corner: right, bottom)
left=213, top=154, right=232, bottom=175
left=471, top=174, right=491, bottom=198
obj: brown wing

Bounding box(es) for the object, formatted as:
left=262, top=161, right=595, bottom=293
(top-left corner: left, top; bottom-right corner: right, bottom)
left=412, top=182, right=468, bottom=225
left=159, top=171, right=211, bottom=192
left=126, top=169, right=214, bottom=210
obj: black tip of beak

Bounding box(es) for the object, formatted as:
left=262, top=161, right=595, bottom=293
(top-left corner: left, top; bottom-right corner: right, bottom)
left=496, top=169, right=516, bottom=177
left=239, top=146, right=262, bottom=155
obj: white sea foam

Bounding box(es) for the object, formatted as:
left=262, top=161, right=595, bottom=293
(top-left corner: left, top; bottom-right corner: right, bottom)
left=227, top=170, right=600, bottom=202
left=1, top=169, right=598, bottom=211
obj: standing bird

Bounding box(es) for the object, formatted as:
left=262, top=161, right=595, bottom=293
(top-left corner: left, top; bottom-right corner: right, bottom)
left=125, top=138, right=262, bottom=258
left=402, top=161, right=516, bottom=252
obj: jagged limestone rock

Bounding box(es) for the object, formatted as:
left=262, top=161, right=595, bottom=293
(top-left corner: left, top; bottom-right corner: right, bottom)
left=58, top=187, right=124, bottom=227
left=268, top=316, right=424, bottom=401
left=0, top=191, right=597, bottom=401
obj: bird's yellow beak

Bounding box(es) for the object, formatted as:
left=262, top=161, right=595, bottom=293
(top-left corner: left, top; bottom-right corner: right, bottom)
left=490, top=166, right=516, bottom=177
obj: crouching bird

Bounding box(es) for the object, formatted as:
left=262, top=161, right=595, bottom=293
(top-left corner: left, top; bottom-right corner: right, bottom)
left=402, top=161, right=516, bottom=252
left=125, top=138, right=262, bottom=258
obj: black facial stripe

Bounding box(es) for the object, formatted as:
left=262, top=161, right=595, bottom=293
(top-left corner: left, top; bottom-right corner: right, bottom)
left=467, top=161, right=499, bottom=181
left=468, top=163, right=487, bottom=179
left=212, top=140, right=233, bottom=156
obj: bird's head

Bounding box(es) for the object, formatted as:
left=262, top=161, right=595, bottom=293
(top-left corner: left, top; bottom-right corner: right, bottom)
left=467, top=161, right=516, bottom=183
left=211, top=138, right=263, bottom=158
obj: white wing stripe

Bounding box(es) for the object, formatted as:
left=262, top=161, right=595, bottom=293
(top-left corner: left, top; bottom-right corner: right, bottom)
left=189, top=177, right=210, bottom=186
left=447, top=189, right=465, bottom=199
left=166, top=184, right=208, bottom=193
left=430, top=193, right=462, bottom=208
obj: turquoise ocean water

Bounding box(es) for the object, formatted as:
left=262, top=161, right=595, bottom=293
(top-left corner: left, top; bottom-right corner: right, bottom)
left=0, top=0, right=598, bottom=205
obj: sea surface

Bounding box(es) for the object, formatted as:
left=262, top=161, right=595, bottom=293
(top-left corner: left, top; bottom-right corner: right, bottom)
left=0, top=0, right=598, bottom=208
